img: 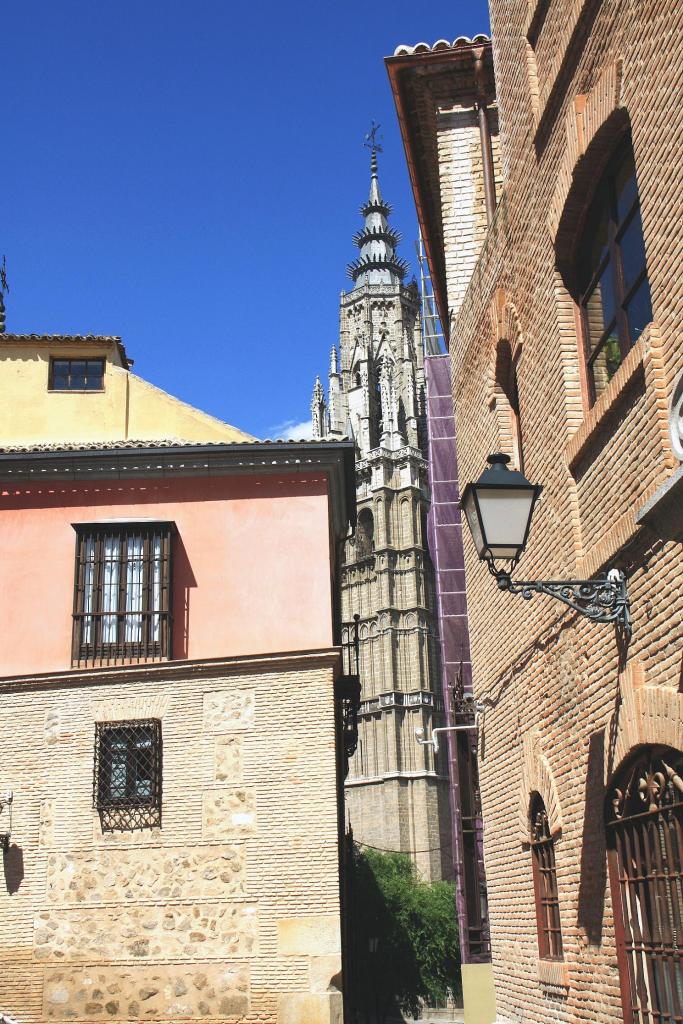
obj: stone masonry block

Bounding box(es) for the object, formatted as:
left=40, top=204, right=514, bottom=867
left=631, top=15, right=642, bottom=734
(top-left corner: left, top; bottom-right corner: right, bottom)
left=215, top=734, right=243, bottom=782
left=308, top=954, right=343, bottom=993
left=43, top=963, right=250, bottom=1020
left=46, top=845, right=246, bottom=904
left=202, top=787, right=256, bottom=839
left=203, top=687, right=255, bottom=732
left=34, top=902, right=258, bottom=960
left=277, top=915, right=341, bottom=956
left=277, top=992, right=343, bottom=1024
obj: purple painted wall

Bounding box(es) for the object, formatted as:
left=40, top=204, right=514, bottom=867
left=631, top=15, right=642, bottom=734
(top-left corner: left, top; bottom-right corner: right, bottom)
left=424, top=353, right=490, bottom=965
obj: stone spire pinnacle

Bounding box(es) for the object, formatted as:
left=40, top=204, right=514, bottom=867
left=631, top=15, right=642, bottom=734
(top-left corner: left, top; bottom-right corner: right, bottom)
left=347, top=125, right=409, bottom=289
left=311, top=376, right=327, bottom=439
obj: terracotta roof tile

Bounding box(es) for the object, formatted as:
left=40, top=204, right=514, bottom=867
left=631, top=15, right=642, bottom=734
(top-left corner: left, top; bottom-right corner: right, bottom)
left=393, top=34, right=490, bottom=57
left=0, top=437, right=349, bottom=454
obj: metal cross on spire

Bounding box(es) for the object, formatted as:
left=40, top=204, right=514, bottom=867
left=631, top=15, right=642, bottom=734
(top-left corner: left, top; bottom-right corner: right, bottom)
left=364, top=120, right=383, bottom=155
left=0, top=257, right=7, bottom=334
left=364, top=121, right=383, bottom=176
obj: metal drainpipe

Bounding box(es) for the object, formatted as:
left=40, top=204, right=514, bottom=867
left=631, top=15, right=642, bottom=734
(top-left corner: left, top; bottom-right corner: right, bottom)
left=473, top=48, right=497, bottom=225
left=477, top=101, right=497, bottom=224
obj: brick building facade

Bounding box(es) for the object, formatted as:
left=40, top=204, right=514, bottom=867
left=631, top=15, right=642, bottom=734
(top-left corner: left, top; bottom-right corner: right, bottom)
left=388, top=5, right=683, bottom=1023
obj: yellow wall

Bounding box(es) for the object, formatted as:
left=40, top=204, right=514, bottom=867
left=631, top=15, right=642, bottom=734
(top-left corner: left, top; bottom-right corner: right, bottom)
left=461, top=963, right=497, bottom=1024
left=0, top=341, right=253, bottom=445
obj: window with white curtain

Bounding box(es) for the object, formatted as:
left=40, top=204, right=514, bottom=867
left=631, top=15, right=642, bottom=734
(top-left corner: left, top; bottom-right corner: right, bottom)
left=72, top=522, right=173, bottom=666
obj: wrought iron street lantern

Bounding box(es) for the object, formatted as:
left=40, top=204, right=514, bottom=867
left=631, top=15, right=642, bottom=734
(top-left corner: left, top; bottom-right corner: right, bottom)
left=460, top=454, right=631, bottom=634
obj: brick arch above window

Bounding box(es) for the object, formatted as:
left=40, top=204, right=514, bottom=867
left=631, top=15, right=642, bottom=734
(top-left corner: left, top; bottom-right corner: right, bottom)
left=487, top=293, right=525, bottom=470
left=518, top=729, right=564, bottom=844
left=606, top=661, right=683, bottom=788
left=548, top=59, right=627, bottom=261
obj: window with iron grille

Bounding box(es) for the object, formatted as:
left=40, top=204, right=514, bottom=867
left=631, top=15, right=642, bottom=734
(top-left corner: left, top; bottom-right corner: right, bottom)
left=576, top=138, right=652, bottom=404
left=72, top=522, right=173, bottom=667
left=49, top=358, right=105, bottom=391
left=94, top=720, right=162, bottom=831
left=607, top=745, right=683, bottom=1024
left=530, top=793, right=564, bottom=961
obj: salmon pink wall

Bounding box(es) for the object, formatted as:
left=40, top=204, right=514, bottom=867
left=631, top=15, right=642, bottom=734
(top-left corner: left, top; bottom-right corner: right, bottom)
left=0, top=473, right=334, bottom=676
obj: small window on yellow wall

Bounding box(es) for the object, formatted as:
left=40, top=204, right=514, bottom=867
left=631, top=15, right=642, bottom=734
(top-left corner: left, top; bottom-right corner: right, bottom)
left=50, top=357, right=105, bottom=391
left=576, top=139, right=652, bottom=404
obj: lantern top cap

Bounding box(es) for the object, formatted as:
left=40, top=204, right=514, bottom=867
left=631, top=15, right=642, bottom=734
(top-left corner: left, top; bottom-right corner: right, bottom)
left=471, top=452, right=540, bottom=491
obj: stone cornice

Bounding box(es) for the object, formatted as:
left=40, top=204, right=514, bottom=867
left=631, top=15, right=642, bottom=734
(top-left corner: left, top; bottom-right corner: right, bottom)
left=0, top=647, right=342, bottom=695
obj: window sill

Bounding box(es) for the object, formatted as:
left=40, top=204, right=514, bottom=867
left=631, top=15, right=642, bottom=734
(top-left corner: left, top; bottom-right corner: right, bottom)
left=537, top=958, right=569, bottom=989
left=636, top=462, right=683, bottom=541
left=565, top=333, right=647, bottom=471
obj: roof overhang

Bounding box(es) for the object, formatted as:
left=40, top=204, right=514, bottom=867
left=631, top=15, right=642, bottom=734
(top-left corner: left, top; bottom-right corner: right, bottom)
left=0, top=334, right=131, bottom=368
left=0, top=439, right=358, bottom=538
left=385, top=38, right=496, bottom=348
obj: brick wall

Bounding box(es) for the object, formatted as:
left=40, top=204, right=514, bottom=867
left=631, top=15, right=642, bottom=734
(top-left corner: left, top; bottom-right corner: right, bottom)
left=440, top=1, right=683, bottom=1021
left=0, top=652, right=343, bottom=1024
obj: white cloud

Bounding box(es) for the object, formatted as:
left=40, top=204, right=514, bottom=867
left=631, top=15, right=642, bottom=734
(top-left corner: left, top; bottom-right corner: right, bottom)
left=267, top=418, right=314, bottom=441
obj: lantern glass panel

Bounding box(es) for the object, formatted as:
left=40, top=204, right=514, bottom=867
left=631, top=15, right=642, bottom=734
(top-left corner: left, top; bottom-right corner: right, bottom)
left=462, top=489, right=486, bottom=558
left=476, top=487, right=537, bottom=560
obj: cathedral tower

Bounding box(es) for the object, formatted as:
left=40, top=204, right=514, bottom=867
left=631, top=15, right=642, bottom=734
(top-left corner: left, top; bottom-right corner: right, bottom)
left=313, top=142, right=451, bottom=881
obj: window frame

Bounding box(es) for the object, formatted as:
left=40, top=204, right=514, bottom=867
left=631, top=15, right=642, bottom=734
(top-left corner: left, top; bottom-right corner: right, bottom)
left=48, top=357, right=106, bottom=392
left=71, top=521, right=174, bottom=667
left=93, top=719, right=162, bottom=832
left=529, top=793, right=564, bottom=961
left=606, top=745, right=683, bottom=1024
left=576, top=140, right=652, bottom=405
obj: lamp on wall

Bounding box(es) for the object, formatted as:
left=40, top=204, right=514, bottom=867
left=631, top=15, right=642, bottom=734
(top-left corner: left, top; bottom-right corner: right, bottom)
left=460, top=454, right=630, bottom=634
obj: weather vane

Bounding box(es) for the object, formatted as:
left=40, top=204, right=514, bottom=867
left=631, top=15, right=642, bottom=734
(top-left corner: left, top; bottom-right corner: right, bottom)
left=364, top=121, right=383, bottom=155
left=0, top=256, right=8, bottom=296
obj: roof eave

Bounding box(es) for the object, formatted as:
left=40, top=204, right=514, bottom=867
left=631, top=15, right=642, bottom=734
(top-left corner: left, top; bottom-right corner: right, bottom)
left=0, top=439, right=358, bottom=537
left=385, top=40, right=495, bottom=350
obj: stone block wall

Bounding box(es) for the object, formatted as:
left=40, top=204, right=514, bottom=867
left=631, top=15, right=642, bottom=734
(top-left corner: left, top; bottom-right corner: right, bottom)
left=0, top=651, right=343, bottom=1024
left=345, top=769, right=453, bottom=882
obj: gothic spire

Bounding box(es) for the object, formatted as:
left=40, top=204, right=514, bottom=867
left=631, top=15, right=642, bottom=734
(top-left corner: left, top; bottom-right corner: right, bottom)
left=311, top=376, right=327, bottom=439
left=347, top=125, right=409, bottom=289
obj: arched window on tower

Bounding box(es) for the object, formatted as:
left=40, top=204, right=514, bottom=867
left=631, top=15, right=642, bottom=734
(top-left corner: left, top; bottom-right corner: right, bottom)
left=529, top=793, right=563, bottom=961
left=397, top=397, right=407, bottom=440
left=354, top=507, right=375, bottom=561
left=606, top=745, right=683, bottom=1024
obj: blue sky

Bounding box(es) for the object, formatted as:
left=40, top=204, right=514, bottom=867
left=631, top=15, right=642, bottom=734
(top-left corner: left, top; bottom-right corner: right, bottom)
left=3, top=1, right=490, bottom=439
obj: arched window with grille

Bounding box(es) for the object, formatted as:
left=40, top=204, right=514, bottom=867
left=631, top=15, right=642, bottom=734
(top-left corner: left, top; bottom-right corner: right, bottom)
left=606, top=745, right=683, bottom=1024
left=529, top=792, right=564, bottom=961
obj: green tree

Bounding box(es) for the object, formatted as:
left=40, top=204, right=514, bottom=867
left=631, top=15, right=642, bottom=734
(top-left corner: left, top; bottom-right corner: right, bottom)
left=347, top=846, right=461, bottom=1022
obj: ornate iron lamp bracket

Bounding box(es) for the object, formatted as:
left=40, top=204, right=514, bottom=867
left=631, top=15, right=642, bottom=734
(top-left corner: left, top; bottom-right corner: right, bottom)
left=490, top=565, right=631, bottom=636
